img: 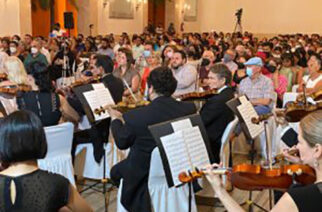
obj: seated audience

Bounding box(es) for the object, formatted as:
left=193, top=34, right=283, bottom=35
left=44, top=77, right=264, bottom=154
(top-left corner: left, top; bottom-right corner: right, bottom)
left=171, top=50, right=197, bottom=97
left=239, top=57, right=274, bottom=115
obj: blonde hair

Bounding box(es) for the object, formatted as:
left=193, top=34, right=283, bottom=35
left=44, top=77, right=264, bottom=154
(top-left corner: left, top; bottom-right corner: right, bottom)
left=300, top=110, right=322, bottom=147
left=4, top=56, right=28, bottom=85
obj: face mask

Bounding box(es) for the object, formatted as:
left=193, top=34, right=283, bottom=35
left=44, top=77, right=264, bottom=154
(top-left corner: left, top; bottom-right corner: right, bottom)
left=166, top=51, right=173, bottom=59
left=223, top=54, right=232, bottom=63
left=95, top=40, right=100, bottom=44
left=31, top=47, right=38, bottom=54
left=272, top=53, right=281, bottom=58
left=10, top=47, right=17, bottom=54
left=143, top=50, right=151, bottom=58
left=201, top=58, right=211, bottom=66
left=246, top=67, right=253, bottom=77
left=0, top=48, right=3, bottom=52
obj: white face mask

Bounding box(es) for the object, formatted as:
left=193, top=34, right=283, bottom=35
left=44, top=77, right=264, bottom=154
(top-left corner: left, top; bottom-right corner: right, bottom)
left=166, top=51, right=173, bottom=58
left=31, top=47, right=38, bottom=54
left=10, top=47, right=17, bottom=54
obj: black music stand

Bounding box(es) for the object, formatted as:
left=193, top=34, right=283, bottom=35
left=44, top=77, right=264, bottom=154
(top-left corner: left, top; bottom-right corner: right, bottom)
left=72, top=84, right=114, bottom=212
left=226, top=97, right=269, bottom=212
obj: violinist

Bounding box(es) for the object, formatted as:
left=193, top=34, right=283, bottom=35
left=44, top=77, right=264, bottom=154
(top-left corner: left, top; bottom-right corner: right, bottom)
left=205, top=110, right=322, bottom=212
left=17, top=61, right=79, bottom=127
left=72, top=55, right=124, bottom=163
left=0, top=56, right=29, bottom=114
left=108, top=67, right=196, bottom=212
left=200, top=64, right=235, bottom=162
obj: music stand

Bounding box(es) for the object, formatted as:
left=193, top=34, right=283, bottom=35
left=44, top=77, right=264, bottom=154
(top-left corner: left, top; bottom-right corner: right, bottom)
left=72, top=84, right=114, bottom=212
left=226, top=97, right=269, bottom=212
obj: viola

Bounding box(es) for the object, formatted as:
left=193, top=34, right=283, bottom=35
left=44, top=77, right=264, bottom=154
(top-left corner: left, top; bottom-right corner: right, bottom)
left=179, top=163, right=316, bottom=191
left=179, top=89, right=218, bottom=101
left=274, top=149, right=299, bottom=163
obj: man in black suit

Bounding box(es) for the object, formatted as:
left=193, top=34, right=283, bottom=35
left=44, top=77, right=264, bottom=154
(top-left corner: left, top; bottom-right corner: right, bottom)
left=72, top=55, right=124, bottom=163
left=108, top=67, right=196, bottom=212
left=200, top=64, right=235, bottom=162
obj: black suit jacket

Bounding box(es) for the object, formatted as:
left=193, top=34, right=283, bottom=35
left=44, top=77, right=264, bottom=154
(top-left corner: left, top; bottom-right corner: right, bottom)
left=200, top=87, right=235, bottom=162
left=111, top=96, right=196, bottom=212
left=101, top=73, right=124, bottom=104
left=281, top=127, right=298, bottom=147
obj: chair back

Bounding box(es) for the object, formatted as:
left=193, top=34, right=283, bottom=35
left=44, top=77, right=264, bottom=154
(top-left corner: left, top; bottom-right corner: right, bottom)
left=38, top=122, right=75, bottom=185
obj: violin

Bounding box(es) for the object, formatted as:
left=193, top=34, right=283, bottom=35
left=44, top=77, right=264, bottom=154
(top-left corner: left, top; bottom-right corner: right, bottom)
left=179, top=89, right=218, bottom=101
left=70, top=76, right=102, bottom=88
left=95, top=100, right=150, bottom=115
left=179, top=163, right=316, bottom=191
left=0, top=84, right=32, bottom=96
left=0, top=73, right=8, bottom=81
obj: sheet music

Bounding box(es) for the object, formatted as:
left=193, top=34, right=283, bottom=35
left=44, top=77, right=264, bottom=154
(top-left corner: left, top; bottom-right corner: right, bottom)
left=92, top=83, right=106, bottom=91
left=83, top=86, right=115, bottom=121
left=183, top=126, right=210, bottom=169
left=171, top=118, right=193, bottom=132
left=160, top=131, right=192, bottom=186
left=237, top=102, right=264, bottom=139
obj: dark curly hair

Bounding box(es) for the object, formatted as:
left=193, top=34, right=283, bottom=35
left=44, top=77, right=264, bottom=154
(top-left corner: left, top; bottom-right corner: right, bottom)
left=27, top=61, right=53, bottom=92
left=147, top=66, right=177, bottom=97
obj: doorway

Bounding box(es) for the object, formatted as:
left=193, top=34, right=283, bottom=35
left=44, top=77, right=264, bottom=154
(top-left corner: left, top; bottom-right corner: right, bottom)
left=148, top=0, right=166, bottom=29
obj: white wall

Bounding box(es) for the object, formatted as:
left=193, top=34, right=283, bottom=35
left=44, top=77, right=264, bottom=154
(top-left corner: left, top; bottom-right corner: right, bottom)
left=0, top=0, right=31, bottom=36
left=96, top=0, right=147, bottom=35
left=193, top=0, right=322, bottom=34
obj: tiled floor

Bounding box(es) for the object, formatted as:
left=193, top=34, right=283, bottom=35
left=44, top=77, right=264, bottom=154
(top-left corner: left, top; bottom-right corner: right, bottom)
left=80, top=154, right=271, bottom=212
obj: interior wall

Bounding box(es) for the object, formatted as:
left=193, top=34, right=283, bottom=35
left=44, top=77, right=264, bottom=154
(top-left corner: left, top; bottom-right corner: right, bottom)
left=194, top=0, right=322, bottom=35
left=19, top=0, right=32, bottom=36
left=0, top=0, right=22, bottom=36
left=96, top=0, right=147, bottom=35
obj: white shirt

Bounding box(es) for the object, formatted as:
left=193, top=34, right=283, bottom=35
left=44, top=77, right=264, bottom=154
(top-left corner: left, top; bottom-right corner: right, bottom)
left=303, top=74, right=322, bottom=88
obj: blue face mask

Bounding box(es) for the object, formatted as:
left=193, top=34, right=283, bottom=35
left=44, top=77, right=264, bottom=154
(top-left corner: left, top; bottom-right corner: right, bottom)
left=143, top=50, right=151, bottom=58
left=223, top=54, right=232, bottom=63
left=246, top=67, right=253, bottom=77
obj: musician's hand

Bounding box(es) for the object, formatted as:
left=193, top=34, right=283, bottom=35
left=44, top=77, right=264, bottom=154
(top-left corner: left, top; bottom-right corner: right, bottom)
left=204, top=163, right=224, bottom=191
left=108, top=108, right=123, bottom=120
left=283, top=147, right=301, bottom=164
left=274, top=111, right=288, bottom=127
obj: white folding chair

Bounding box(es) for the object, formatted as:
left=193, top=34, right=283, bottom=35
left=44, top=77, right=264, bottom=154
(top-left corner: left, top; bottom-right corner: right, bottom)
left=38, top=122, right=75, bottom=186
left=148, top=148, right=197, bottom=212
left=116, top=148, right=198, bottom=212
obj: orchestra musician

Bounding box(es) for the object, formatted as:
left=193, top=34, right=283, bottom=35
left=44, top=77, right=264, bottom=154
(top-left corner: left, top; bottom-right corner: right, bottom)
left=108, top=66, right=196, bottom=212
left=72, top=55, right=124, bottom=163
left=204, top=110, right=322, bottom=212
left=200, top=64, right=235, bottom=162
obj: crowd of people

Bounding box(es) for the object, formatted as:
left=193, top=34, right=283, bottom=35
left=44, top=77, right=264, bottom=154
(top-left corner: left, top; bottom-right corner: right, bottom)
left=0, top=28, right=321, bottom=211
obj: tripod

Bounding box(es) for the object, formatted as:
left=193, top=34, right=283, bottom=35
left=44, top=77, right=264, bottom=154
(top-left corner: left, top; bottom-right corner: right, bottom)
left=233, top=18, right=243, bottom=33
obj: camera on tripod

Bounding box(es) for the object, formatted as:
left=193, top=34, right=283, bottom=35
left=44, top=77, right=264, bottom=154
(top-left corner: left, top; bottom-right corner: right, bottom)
left=235, top=8, right=243, bottom=21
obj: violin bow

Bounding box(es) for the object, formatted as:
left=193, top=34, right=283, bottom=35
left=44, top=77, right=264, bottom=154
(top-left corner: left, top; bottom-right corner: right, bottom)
left=122, top=78, right=138, bottom=102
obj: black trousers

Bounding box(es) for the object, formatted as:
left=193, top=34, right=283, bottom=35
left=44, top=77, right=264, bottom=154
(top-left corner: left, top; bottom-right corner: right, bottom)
left=72, top=119, right=111, bottom=163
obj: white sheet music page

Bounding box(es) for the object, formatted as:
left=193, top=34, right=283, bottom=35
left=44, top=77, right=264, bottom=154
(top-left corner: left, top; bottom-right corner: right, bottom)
left=237, top=101, right=264, bottom=139
left=160, top=131, right=192, bottom=187
left=171, top=118, right=193, bottom=132
left=83, top=84, right=115, bottom=121
left=182, top=126, right=210, bottom=169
